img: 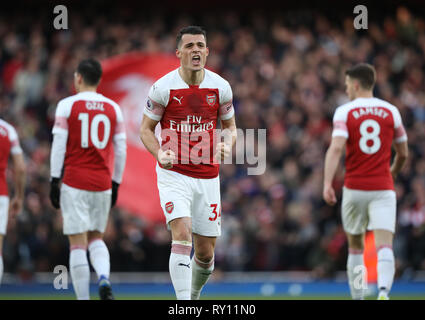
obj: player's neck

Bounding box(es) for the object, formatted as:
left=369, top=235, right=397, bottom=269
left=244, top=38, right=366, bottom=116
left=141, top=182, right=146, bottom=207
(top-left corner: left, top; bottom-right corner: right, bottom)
left=355, top=91, right=373, bottom=99
left=77, top=86, right=97, bottom=93
left=179, top=67, right=204, bottom=86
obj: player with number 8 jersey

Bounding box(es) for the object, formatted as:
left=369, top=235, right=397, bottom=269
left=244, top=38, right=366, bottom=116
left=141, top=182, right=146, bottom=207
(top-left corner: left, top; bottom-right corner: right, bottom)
left=50, top=59, right=127, bottom=300
left=332, top=95, right=406, bottom=190
left=323, top=63, right=408, bottom=301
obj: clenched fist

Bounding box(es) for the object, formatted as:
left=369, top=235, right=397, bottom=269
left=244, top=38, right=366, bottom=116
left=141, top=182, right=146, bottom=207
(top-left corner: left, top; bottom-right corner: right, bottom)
left=158, top=149, right=176, bottom=169
left=215, top=142, right=231, bottom=162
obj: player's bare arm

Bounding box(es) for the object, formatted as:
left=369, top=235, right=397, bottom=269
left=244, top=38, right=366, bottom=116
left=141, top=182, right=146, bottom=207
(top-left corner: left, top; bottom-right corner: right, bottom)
left=390, top=140, right=408, bottom=180
left=323, top=136, right=347, bottom=206
left=216, top=115, right=237, bottom=162
left=9, top=152, right=25, bottom=218
left=139, top=115, right=175, bottom=169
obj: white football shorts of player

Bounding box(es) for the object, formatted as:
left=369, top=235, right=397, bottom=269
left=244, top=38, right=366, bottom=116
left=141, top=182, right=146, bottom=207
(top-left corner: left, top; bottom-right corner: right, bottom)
left=156, top=165, right=221, bottom=237
left=60, top=183, right=112, bottom=235
left=342, top=187, right=396, bottom=234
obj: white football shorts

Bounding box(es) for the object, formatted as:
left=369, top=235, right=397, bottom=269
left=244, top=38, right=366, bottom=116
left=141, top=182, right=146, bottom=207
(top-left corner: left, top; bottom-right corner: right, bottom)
left=156, top=165, right=221, bottom=237
left=0, top=196, right=9, bottom=235
left=60, top=183, right=112, bottom=235
left=342, top=187, right=396, bottom=235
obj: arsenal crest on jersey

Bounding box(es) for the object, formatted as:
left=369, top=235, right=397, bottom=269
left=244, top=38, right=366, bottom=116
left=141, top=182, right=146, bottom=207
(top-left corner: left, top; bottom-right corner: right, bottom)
left=206, top=94, right=216, bottom=107
left=165, top=201, right=174, bottom=214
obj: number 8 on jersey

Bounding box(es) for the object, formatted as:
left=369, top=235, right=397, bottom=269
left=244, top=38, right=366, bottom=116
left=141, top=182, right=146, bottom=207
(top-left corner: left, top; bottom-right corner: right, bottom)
left=359, top=119, right=381, bottom=154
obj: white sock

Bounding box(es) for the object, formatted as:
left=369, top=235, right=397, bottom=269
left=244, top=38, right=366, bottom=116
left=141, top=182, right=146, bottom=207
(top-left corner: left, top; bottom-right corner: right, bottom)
left=347, top=249, right=366, bottom=300
left=377, top=246, right=395, bottom=294
left=0, top=255, right=3, bottom=285
left=88, top=239, right=110, bottom=280
left=70, top=247, right=90, bottom=300
left=169, top=241, right=192, bottom=300
left=191, top=254, right=214, bottom=300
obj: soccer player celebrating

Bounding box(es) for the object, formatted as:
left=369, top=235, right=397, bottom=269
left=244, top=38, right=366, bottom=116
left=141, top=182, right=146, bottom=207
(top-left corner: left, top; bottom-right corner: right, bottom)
left=140, top=26, right=237, bottom=300
left=50, top=59, right=127, bottom=300
left=323, top=63, right=408, bottom=300
left=0, top=119, right=25, bottom=284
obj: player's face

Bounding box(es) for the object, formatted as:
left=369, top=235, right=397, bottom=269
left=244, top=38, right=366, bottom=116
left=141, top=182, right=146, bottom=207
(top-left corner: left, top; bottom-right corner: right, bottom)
left=345, top=75, right=356, bottom=100
left=176, top=34, right=209, bottom=72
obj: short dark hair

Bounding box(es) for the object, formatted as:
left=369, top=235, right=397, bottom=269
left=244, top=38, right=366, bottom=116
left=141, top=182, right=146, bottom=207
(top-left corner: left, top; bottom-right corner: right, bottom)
left=176, top=26, right=207, bottom=48
left=345, top=63, right=376, bottom=90
left=76, top=58, right=102, bottom=86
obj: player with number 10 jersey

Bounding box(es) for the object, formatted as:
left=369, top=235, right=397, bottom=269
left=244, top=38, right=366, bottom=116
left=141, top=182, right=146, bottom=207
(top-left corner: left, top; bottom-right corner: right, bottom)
left=53, top=92, right=125, bottom=191
left=50, top=59, right=126, bottom=300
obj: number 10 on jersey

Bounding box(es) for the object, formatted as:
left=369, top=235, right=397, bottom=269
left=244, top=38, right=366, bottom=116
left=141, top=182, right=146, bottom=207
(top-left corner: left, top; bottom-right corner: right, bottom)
left=78, top=113, right=111, bottom=149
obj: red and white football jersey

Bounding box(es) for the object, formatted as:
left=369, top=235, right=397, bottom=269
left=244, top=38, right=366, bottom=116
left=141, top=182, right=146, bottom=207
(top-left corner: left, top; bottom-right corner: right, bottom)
left=52, top=92, right=126, bottom=191
left=144, top=68, right=235, bottom=179
left=0, top=119, right=23, bottom=196
left=332, top=97, right=407, bottom=190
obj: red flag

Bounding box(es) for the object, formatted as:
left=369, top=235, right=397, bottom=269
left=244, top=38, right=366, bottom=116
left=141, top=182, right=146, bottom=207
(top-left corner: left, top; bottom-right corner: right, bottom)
left=364, top=231, right=378, bottom=283
left=98, top=52, right=180, bottom=223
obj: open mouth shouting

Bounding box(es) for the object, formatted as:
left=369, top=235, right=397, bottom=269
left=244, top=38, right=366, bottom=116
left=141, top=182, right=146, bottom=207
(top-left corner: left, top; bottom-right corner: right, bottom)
left=192, top=54, right=201, bottom=66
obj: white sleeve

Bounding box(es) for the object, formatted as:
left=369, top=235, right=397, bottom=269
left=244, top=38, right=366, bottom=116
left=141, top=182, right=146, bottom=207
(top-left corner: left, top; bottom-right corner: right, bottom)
left=50, top=131, right=68, bottom=179
left=112, top=136, right=127, bottom=183
left=112, top=102, right=126, bottom=140
left=392, top=107, right=408, bottom=143
left=52, top=100, right=71, bottom=135
left=7, top=125, right=23, bottom=155
left=50, top=100, right=70, bottom=178
left=112, top=105, right=127, bottom=183
left=143, top=83, right=167, bottom=121
left=332, top=107, right=349, bottom=138
left=218, top=80, right=235, bottom=121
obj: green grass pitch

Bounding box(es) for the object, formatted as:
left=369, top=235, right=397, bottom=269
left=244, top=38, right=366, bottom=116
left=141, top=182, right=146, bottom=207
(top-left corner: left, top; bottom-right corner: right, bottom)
left=0, top=294, right=424, bottom=300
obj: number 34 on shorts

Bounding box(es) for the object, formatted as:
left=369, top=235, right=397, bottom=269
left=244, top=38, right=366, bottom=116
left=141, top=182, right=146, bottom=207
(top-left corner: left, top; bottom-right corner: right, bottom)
left=209, top=204, right=221, bottom=221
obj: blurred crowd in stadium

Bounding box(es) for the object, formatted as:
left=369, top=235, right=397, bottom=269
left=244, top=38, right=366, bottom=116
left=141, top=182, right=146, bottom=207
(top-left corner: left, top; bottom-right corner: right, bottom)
left=0, top=3, right=424, bottom=280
